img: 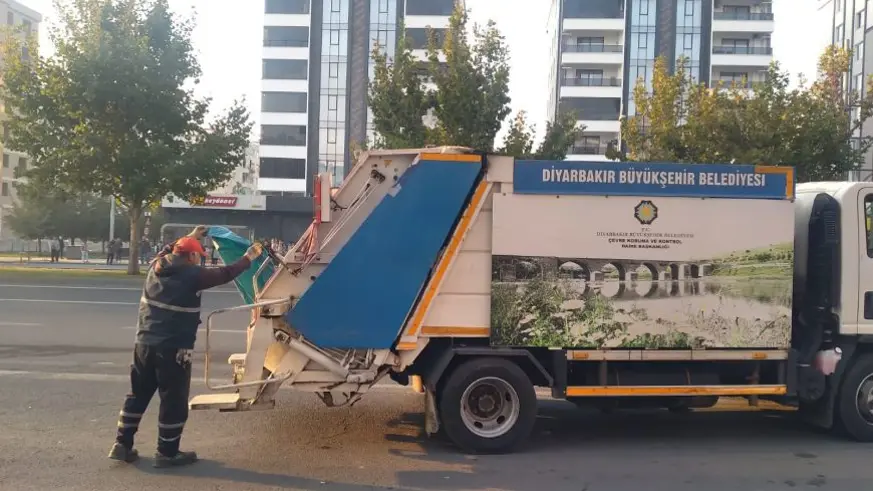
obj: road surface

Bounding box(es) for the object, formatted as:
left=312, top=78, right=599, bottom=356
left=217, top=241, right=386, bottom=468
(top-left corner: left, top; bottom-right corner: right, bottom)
left=1, top=272, right=872, bottom=490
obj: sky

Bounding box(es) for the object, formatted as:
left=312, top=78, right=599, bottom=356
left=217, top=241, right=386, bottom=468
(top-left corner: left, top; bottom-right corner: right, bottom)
left=18, top=0, right=829, bottom=142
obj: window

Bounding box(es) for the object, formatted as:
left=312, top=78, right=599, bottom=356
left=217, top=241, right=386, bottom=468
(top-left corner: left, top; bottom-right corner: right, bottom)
left=328, top=95, right=338, bottom=110
left=331, top=0, right=340, bottom=12
left=261, top=92, right=307, bottom=113
left=327, top=128, right=337, bottom=143
left=685, top=0, right=694, bottom=15
left=262, top=59, right=308, bottom=80
left=263, top=26, right=309, bottom=47
left=18, top=157, right=26, bottom=171
left=407, top=28, right=446, bottom=49
left=640, top=0, right=649, bottom=15
left=866, top=195, right=873, bottom=257
left=259, top=157, right=306, bottom=179
left=578, top=136, right=601, bottom=154
left=638, top=32, right=648, bottom=49
left=378, top=0, right=388, bottom=13
left=857, top=42, right=864, bottom=61
left=1, top=182, right=7, bottom=197
left=684, top=34, right=694, bottom=50
left=265, top=0, right=310, bottom=14
left=2, top=153, right=8, bottom=168
left=22, top=19, right=30, bottom=35
left=330, top=30, right=339, bottom=45
left=858, top=10, right=865, bottom=28
left=856, top=73, right=865, bottom=94
left=405, top=0, right=455, bottom=16
left=329, top=63, right=339, bottom=78
left=6, top=13, right=12, bottom=25
left=3, top=124, right=8, bottom=142
left=575, top=69, right=603, bottom=86
left=577, top=36, right=605, bottom=45
left=260, top=125, right=307, bottom=146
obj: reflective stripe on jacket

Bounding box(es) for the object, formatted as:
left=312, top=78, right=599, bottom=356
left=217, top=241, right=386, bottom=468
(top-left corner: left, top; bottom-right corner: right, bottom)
left=135, top=256, right=202, bottom=349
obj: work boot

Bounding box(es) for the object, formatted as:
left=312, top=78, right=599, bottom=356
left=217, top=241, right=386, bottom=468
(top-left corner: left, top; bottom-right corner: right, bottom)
left=153, top=450, right=198, bottom=468
left=107, top=443, right=139, bottom=463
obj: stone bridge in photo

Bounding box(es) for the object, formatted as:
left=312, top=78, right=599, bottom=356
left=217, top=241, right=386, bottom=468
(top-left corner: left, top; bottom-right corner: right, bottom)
left=562, top=259, right=713, bottom=282
left=498, top=258, right=713, bottom=283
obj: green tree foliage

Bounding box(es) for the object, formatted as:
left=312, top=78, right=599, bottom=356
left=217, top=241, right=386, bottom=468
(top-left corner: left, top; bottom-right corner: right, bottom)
left=367, top=21, right=428, bottom=149
left=497, top=110, right=585, bottom=160
left=367, top=4, right=581, bottom=156
left=5, top=182, right=130, bottom=246
left=613, top=46, right=873, bottom=181
left=1, top=0, right=253, bottom=273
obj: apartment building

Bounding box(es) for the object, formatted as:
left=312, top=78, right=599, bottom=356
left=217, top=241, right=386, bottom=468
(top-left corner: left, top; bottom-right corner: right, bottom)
left=259, top=0, right=458, bottom=196
left=0, top=0, right=41, bottom=240
left=823, top=0, right=873, bottom=181
left=548, top=0, right=774, bottom=161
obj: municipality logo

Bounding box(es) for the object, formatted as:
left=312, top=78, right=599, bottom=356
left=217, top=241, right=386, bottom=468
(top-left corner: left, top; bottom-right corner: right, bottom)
left=634, top=200, right=658, bottom=225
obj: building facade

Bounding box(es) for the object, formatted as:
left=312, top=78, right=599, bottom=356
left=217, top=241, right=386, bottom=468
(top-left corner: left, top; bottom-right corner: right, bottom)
left=824, top=0, right=873, bottom=181
left=548, top=0, right=774, bottom=161
left=259, top=0, right=457, bottom=196
left=211, top=144, right=260, bottom=196
left=0, top=0, right=41, bottom=240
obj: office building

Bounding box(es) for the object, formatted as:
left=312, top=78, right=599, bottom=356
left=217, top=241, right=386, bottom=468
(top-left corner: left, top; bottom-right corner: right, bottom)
left=824, top=0, right=873, bottom=181
left=0, top=0, right=41, bottom=240
left=547, top=0, right=774, bottom=161
left=259, top=0, right=458, bottom=196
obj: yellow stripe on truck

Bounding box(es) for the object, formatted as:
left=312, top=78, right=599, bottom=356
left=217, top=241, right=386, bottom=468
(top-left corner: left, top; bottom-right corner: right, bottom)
left=565, top=385, right=787, bottom=397
left=405, top=179, right=490, bottom=337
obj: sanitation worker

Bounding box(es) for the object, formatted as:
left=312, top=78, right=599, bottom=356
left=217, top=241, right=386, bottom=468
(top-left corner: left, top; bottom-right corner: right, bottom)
left=108, top=226, right=263, bottom=467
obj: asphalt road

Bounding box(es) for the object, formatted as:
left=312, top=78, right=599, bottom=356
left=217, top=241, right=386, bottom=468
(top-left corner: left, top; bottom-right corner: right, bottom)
left=2, top=272, right=873, bottom=490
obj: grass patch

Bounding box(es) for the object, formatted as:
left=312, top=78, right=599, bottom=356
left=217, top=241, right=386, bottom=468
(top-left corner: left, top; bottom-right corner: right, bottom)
left=710, top=263, right=792, bottom=278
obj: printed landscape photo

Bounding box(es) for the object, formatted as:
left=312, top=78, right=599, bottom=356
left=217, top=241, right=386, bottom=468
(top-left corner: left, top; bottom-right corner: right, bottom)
left=489, top=243, right=793, bottom=349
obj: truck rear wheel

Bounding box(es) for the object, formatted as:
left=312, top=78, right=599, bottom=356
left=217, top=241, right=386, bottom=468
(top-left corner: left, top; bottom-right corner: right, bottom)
left=438, top=357, right=537, bottom=454
left=837, top=353, right=873, bottom=441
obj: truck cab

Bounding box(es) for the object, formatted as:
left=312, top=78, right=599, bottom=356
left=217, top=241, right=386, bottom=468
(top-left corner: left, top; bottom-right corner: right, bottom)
left=793, top=182, right=873, bottom=440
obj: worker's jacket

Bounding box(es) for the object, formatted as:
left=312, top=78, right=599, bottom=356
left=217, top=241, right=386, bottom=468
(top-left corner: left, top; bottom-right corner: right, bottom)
left=136, top=256, right=203, bottom=349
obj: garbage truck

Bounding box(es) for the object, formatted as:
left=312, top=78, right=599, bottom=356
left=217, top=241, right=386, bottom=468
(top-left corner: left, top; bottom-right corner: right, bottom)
left=191, top=147, right=873, bottom=453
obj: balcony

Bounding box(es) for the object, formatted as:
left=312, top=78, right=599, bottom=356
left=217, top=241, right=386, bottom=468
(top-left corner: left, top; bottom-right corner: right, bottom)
left=560, top=76, right=622, bottom=98
left=563, top=13, right=624, bottom=32
left=262, top=39, right=309, bottom=60
left=567, top=144, right=612, bottom=161
left=711, top=45, right=772, bottom=67
left=712, top=11, right=774, bottom=33
left=714, top=12, right=774, bottom=21
left=562, top=44, right=624, bottom=65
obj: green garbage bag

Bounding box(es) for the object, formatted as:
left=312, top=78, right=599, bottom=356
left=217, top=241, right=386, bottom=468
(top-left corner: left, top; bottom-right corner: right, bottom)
left=207, top=226, right=276, bottom=304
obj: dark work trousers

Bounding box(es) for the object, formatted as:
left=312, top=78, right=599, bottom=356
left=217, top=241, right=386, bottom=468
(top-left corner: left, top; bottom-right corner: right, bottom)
left=116, top=343, right=193, bottom=456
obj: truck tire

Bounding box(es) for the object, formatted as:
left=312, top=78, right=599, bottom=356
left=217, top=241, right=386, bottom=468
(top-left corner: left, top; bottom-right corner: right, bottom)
left=837, top=353, right=873, bottom=441
left=438, top=357, right=537, bottom=454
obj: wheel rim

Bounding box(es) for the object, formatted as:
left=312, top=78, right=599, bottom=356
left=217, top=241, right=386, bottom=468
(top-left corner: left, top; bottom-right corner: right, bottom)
left=855, top=374, right=873, bottom=426
left=459, top=376, right=520, bottom=439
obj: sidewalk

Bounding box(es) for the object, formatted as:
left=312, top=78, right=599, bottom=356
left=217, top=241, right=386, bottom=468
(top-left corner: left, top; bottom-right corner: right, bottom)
left=0, top=256, right=225, bottom=270
left=0, top=256, right=133, bottom=270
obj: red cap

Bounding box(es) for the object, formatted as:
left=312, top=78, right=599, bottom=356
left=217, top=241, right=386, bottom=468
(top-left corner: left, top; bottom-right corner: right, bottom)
left=173, top=237, right=205, bottom=255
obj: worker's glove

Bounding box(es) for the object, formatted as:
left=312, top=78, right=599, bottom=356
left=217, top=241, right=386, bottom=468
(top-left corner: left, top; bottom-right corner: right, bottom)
left=244, top=242, right=263, bottom=262
left=187, top=225, right=208, bottom=240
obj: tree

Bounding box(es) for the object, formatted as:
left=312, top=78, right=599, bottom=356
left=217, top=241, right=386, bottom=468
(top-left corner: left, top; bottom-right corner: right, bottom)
left=1, top=0, right=253, bottom=274
left=367, top=20, right=428, bottom=149
left=497, top=110, right=585, bottom=160
left=366, top=3, right=580, bottom=157
left=614, top=46, right=873, bottom=182
left=4, top=179, right=125, bottom=248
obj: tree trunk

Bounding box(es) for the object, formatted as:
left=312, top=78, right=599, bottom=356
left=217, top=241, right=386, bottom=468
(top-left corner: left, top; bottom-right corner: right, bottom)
left=127, top=205, right=142, bottom=275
